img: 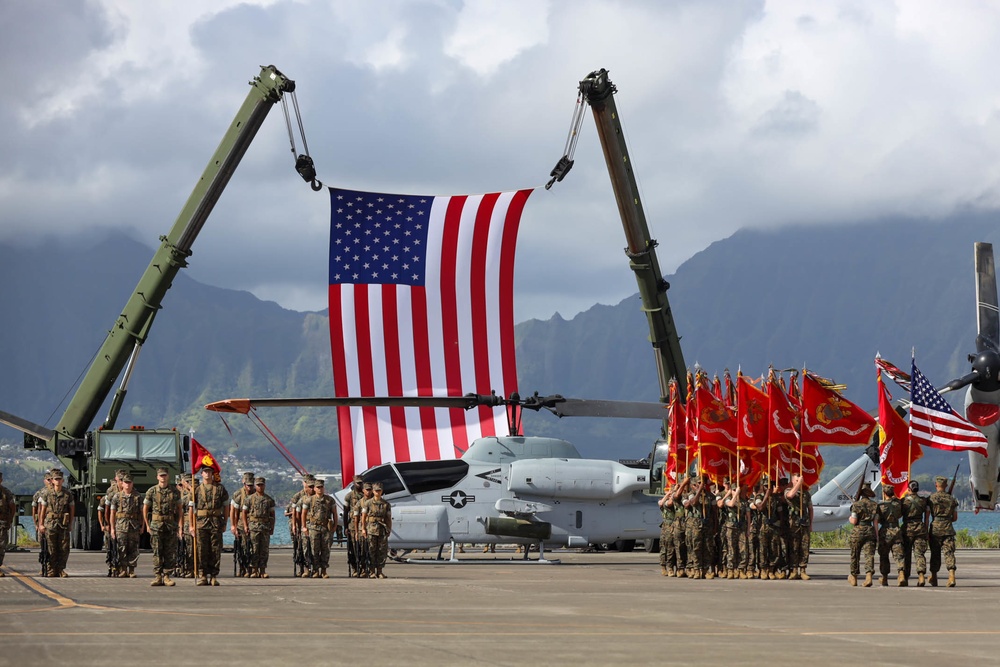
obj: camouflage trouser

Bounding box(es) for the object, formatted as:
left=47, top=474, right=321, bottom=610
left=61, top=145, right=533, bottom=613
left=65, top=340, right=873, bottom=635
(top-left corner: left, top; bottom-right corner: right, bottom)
left=930, top=526, right=956, bottom=573
left=0, top=520, right=8, bottom=566
left=308, top=525, right=330, bottom=570
left=368, top=531, right=389, bottom=569
left=761, top=525, right=786, bottom=571
left=686, top=523, right=705, bottom=571
left=117, top=529, right=140, bottom=571
left=722, top=525, right=740, bottom=570
left=671, top=520, right=686, bottom=571
left=748, top=526, right=761, bottom=572
left=235, top=528, right=250, bottom=576
left=789, top=524, right=810, bottom=569
left=735, top=526, right=749, bottom=571
left=196, top=525, right=222, bottom=577
left=150, top=526, right=178, bottom=575
left=878, top=527, right=905, bottom=576
left=849, top=525, right=876, bottom=575
left=658, top=522, right=675, bottom=569
left=905, top=524, right=929, bottom=575
left=45, top=524, right=71, bottom=573
left=249, top=527, right=270, bottom=570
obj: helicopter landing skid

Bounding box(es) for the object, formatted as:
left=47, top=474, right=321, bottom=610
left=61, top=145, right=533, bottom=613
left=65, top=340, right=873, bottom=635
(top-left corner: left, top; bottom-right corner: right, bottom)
left=403, top=539, right=561, bottom=564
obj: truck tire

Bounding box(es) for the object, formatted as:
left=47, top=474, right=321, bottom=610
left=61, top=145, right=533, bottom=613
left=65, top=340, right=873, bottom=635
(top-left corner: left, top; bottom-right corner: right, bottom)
left=644, top=539, right=660, bottom=553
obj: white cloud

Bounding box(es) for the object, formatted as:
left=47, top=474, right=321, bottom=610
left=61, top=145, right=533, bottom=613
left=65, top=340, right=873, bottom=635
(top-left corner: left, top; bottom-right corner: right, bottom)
left=444, top=0, right=550, bottom=77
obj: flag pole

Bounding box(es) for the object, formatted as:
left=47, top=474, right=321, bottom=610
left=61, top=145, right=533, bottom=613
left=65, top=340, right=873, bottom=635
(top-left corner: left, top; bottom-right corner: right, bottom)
left=190, top=430, right=198, bottom=581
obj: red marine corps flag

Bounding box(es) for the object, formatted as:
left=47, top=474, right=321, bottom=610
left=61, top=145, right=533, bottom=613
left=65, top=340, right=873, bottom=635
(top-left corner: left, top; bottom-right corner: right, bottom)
left=190, top=438, right=221, bottom=475
left=800, top=372, right=878, bottom=448
left=877, top=371, right=921, bottom=497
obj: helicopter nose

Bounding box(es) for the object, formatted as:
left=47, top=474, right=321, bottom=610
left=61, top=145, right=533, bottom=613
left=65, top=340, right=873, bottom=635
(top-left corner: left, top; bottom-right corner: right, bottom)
left=973, top=349, right=1000, bottom=392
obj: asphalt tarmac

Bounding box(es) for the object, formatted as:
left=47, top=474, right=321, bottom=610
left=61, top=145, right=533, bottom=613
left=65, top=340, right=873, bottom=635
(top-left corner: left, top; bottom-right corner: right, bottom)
left=1, top=545, right=999, bottom=666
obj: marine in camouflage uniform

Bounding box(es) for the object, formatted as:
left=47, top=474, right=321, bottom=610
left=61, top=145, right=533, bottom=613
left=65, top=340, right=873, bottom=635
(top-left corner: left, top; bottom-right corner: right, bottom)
left=683, top=476, right=715, bottom=579
left=902, top=480, right=930, bottom=586
left=342, top=476, right=366, bottom=577
left=657, top=483, right=679, bottom=576
left=144, top=467, right=182, bottom=586
left=190, top=467, right=229, bottom=586
left=0, top=471, right=15, bottom=575
left=230, top=472, right=256, bottom=577
left=747, top=485, right=764, bottom=579
left=876, top=485, right=906, bottom=586
left=848, top=482, right=878, bottom=587
left=242, top=477, right=275, bottom=578
left=97, top=469, right=125, bottom=553
left=38, top=471, right=75, bottom=577
left=110, top=475, right=144, bottom=577
left=717, top=482, right=739, bottom=579
left=784, top=475, right=813, bottom=580
left=362, top=482, right=392, bottom=578
left=759, top=479, right=790, bottom=580
left=176, top=473, right=194, bottom=577
left=301, top=478, right=336, bottom=578
left=288, top=474, right=315, bottom=577
left=32, top=473, right=53, bottom=575
left=928, top=476, right=959, bottom=587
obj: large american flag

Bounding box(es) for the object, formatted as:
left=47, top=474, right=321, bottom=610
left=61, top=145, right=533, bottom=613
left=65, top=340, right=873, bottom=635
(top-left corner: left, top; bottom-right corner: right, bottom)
left=328, top=187, right=533, bottom=483
left=909, top=359, right=988, bottom=457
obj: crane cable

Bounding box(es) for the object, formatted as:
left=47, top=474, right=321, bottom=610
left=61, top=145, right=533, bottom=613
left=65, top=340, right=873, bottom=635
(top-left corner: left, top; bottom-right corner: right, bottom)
left=280, top=89, right=323, bottom=192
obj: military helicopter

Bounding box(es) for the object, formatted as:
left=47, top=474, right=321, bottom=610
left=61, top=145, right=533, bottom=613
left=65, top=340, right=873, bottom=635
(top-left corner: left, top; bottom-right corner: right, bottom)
left=207, top=391, right=672, bottom=561
left=938, top=242, right=1000, bottom=511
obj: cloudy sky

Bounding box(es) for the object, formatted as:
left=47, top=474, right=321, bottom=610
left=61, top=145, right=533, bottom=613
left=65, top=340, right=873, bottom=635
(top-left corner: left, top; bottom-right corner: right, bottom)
left=4, top=0, right=1000, bottom=322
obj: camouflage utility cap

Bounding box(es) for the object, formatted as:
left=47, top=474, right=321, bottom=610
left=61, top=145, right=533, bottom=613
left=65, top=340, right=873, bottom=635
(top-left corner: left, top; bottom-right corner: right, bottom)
left=242, top=472, right=255, bottom=484
left=255, top=477, right=266, bottom=485
left=935, top=476, right=948, bottom=486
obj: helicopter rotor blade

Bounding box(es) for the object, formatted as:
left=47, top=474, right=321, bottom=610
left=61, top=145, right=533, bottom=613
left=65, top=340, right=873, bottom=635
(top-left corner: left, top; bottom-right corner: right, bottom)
left=975, top=241, right=999, bottom=353
left=522, top=395, right=667, bottom=420
left=205, top=393, right=501, bottom=414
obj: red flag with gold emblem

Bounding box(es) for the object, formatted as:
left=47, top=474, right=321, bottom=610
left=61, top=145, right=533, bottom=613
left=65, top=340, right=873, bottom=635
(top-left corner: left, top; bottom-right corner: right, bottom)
left=801, top=372, right=877, bottom=447
left=767, top=372, right=799, bottom=475
left=737, top=375, right=769, bottom=454
left=191, top=438, right=221, bottom=474
left=878, top=373, right=921, bottom=496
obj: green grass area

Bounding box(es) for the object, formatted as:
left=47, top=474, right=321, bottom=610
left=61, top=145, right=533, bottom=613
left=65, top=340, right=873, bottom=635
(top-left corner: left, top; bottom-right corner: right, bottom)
left=811, top=526, right=1000, bottom=549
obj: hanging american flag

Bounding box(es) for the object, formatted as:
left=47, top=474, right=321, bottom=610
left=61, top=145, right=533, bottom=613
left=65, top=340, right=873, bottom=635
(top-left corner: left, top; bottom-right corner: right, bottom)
left=909, top=358, right=988, bottom=457
left=328, top=187, right=533, bottom=484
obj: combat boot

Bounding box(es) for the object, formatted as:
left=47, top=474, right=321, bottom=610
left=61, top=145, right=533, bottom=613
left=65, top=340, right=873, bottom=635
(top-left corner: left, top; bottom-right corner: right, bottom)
left=917, top=573, right=926, bottom=587
left=661, top=565, right=668, bottom=577
left=789, top=568, right=800, bottom=580
left=321, top=568, right=329, bottom=579
left=880, top=575, right=888, bottom=587
left=848, top=573, right=857, bottom=586
left=250, top=568, right=260, bottom=579
left=59, top=570, right=69, bottom=578
left=739, top=570, right=748, bottom=580
left=775, top=570, right=786, bottom=580
left=677, top=568, right=687, bottom=578
left=162, top=574, right=175, bottom=587
left=311, top=570, right=320, bottom=578
left=929, top=572, right=938, bottom=587
left=196, top=575, right=208, bottom=586
left=150, top=574, right=164, bottom=587
left=898, top=571, right=907, bottom=587
left=863, top=572, right=873, bottom=587
left=128, top=567, right=136, bottom=578
left=705, top=570, right=715, bottom=580
left=378, top=570, right=387, bottom=579
left=800, top=569, right=811, bottom=581
left=261, top=570, right=269, bottom=579
left=948, top=570, right=956, bottom=587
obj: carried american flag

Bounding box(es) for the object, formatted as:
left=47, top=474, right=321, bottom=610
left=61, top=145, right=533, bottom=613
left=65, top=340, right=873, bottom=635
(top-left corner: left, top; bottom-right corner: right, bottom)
left=328, top=187, right=533, bottom=483
left=909, top=358, right=988, bottom=457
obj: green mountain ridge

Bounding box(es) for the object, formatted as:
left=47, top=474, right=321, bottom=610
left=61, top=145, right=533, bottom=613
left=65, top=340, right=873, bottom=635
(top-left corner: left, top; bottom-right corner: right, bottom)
left=2, top=213, right=998, bottom=477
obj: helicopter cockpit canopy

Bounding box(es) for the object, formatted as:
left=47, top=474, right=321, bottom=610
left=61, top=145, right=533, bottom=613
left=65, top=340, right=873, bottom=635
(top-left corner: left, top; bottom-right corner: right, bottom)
left=361, top=459, right=470, bottom=497
left=462, top=436, right=582, bottom=463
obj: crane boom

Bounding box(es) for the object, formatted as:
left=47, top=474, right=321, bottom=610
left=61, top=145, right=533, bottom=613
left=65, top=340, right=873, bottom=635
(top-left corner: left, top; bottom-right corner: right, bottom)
left=54, top=65, right=294, bottom=445
left=578, top=68, right=687, bottom=403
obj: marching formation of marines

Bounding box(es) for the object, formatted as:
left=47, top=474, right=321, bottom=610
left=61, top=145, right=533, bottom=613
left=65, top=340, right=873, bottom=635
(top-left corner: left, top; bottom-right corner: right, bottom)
left=659, top=473, right=813, bottom=580
left=848, top=476, right=959, bottom=587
